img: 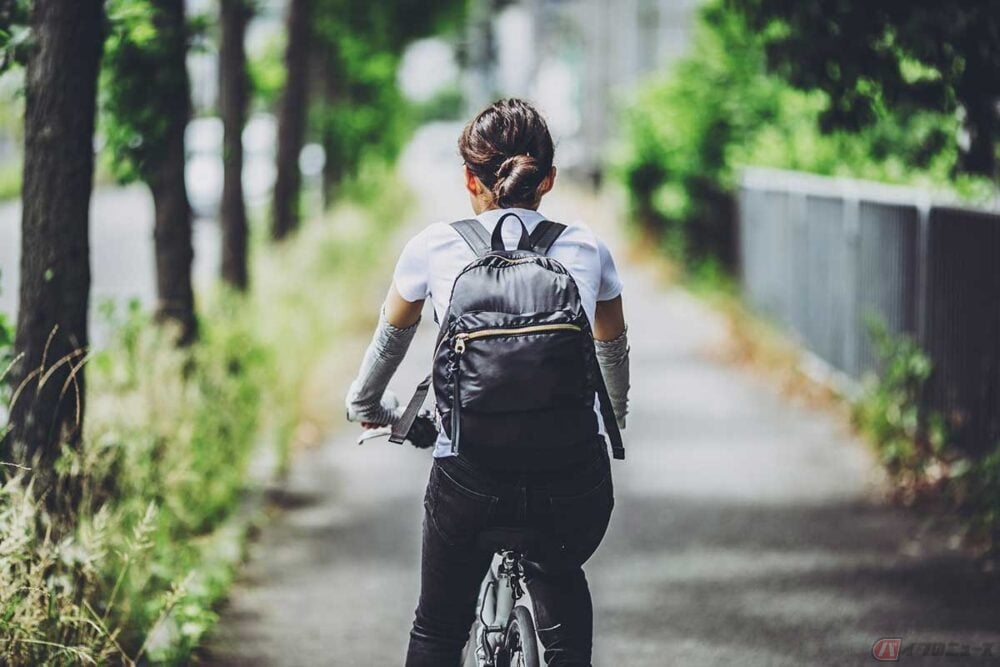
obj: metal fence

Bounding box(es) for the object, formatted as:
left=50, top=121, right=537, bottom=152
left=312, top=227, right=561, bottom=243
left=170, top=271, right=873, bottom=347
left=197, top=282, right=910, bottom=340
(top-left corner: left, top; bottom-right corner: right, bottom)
left=737, top=167, right=1000, bottom=456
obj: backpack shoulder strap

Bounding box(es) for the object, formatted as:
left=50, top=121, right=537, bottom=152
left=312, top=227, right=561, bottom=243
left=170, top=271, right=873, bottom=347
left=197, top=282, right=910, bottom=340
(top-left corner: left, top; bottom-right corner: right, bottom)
left=528, top=220, right=567, bottom=256
left=389, top=373, right=432, bottom=445
left=594, top=369, right=626, bottom=460
left=451, top=219, right=491, bottom=257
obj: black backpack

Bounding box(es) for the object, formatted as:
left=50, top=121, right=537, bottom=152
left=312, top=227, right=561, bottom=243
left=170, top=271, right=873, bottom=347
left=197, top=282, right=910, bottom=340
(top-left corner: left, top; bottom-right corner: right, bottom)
left=391, top=213, right=624, bottom=465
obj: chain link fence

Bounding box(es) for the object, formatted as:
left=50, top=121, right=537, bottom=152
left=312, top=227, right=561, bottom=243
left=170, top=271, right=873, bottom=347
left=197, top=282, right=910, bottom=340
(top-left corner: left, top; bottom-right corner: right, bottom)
left=737, top=167, right=1000, bottom=456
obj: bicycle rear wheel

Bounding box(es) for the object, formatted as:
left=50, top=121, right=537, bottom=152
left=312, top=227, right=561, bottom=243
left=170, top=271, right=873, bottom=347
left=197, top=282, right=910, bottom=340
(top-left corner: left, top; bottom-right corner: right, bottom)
left=502, top=605, right=541, bottom=667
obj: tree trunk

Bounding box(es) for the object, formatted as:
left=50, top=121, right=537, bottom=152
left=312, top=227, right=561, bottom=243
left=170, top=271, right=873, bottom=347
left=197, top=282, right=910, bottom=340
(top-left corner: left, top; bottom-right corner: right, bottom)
left=319, top=106, right=342, bottom=208
left=151, top=0, right=197, bottom=344
left=271, top=0, right=310, bottom=241
left=220, top=0, right=250, bottom=289
left=318, top=47, right=343, bottom=207
left=320, top=123, right=342, bottom=208
left=5, top=0, right=103, bottom=467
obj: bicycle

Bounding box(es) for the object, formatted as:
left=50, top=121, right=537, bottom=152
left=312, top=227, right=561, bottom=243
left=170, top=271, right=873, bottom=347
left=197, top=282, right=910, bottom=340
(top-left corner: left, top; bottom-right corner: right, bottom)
left=464, top=528, right=545, bottom=667
left=357, top=424, right=545, bottom=667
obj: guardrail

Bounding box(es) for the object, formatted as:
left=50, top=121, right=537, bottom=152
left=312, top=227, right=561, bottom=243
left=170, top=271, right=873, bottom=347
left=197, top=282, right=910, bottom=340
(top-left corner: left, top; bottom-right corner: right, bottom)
left=737, top=167, right=1000, bottom=455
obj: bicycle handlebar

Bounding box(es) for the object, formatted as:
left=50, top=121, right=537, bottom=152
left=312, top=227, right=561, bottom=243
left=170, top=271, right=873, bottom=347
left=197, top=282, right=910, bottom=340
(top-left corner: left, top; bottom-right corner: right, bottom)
left=355, top=411, right=438, bottom=449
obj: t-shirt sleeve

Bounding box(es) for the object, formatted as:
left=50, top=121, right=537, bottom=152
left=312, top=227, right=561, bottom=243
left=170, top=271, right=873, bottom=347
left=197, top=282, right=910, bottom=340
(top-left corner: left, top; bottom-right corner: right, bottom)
left=392, top=230, right=430, bottom=302
left=596, top=237, right=624, bottom=301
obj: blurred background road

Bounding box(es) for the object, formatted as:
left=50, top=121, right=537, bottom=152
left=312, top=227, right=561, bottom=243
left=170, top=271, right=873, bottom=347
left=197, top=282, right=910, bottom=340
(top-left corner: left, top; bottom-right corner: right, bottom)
left=0, top=188, right=220, bottom=342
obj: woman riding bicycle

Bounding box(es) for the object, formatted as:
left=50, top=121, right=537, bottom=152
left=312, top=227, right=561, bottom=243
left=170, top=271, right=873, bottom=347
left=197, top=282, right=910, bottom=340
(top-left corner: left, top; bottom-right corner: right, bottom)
left=346, top=98, right=630, bottom=667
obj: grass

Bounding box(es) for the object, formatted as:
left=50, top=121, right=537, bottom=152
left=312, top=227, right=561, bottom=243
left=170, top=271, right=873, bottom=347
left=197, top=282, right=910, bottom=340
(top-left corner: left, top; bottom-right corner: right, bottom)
left=1, top=300, right=268, bottom=665
left=0, top=168, right=409, bottom=665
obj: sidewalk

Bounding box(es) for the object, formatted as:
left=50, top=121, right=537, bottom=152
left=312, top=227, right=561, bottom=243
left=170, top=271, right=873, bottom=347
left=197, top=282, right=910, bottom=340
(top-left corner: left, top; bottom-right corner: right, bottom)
left=205, top=124, right=1000, bottom=666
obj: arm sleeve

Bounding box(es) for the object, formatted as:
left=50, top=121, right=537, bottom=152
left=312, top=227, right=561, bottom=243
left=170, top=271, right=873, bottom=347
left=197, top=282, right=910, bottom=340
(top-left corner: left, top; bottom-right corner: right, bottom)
left=392, top=230, right=430, bottom=302
left=345, top=307, right=418, bottom=425
left=596, top=237, right=624, bottom=301
left=595, top=328, right=629, bottom=429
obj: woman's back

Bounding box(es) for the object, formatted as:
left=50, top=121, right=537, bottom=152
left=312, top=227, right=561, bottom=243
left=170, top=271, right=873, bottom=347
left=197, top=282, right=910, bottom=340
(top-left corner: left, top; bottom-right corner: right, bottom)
left=345, top=98, right=630, bottom=667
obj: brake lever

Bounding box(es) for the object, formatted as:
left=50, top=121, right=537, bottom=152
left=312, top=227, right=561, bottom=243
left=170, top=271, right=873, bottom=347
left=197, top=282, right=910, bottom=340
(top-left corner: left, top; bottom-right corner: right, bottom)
left=356, top=426, right=392, bottom=445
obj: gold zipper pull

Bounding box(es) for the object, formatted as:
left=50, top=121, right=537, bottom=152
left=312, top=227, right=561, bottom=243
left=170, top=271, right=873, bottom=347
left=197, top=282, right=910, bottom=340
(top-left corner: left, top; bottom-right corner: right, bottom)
left=454, top=335, right=467, bottom=354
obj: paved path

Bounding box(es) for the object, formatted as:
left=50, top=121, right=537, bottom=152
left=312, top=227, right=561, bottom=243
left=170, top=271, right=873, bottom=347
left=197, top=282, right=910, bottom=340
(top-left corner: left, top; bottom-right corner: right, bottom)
left=206, top=124, right=1000, bottom=666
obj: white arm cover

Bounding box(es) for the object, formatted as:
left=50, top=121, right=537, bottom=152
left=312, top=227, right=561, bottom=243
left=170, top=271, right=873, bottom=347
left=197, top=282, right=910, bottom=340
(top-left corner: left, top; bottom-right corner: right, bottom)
left=345, top=307, right=418, bottom=425
left=595, top=328, right=630, bottom=430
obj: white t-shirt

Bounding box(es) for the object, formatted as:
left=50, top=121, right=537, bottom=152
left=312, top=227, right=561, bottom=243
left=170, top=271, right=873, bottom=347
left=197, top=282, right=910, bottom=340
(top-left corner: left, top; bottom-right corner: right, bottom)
left=392, top=207, right=624, bottom=457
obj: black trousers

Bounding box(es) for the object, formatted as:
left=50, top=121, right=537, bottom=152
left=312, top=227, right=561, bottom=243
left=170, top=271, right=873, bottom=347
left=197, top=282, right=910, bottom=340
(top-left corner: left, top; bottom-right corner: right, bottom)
left=405, top=440, right=614, bottom=667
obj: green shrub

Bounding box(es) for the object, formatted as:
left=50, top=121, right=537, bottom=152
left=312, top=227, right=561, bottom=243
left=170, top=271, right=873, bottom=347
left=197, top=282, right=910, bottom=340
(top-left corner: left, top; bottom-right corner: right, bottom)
left=616, top=0, right=770, bottom=264
left=853, top=320, right=1000, bottom=552
left=616, top=0, right=994, bottom=268
left=852, top=320, right=943, bottom=476
left=952, top=447, right=1000, bottom=549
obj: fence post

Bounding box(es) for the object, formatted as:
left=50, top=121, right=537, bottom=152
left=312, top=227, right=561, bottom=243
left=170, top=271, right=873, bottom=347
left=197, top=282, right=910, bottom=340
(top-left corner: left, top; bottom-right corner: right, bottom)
left=789, top=188, right=808, bottom=336
left=841, top=180, right=861, bottom=376
left=914, top=194, right=932, bottom=348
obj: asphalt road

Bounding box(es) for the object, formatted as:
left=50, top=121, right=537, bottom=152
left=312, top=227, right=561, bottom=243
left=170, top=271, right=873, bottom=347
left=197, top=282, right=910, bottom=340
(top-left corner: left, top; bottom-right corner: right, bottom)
left=0, top=185, right=220, bottom=343
left=205, top=124, right=1000, bottom=666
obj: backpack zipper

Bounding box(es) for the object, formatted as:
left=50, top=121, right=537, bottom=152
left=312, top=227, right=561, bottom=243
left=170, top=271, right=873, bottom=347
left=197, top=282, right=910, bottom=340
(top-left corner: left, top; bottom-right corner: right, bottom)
left=448, top=322, right=582, bottom=454
left=453, top=322, right=582, bottom=354
left=451, top=360, right=461, bottom=454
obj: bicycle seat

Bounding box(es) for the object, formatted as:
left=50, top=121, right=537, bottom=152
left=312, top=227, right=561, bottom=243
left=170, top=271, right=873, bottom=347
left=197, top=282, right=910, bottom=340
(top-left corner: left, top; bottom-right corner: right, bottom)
left=477, top=526, right=546, bottom=556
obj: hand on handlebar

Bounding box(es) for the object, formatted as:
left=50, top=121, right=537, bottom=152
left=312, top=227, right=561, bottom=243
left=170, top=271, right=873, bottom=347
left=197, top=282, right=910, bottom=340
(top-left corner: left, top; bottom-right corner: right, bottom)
left=346, top=388, right=400, bottom=426
left=356, top=411, right=438, bottom=449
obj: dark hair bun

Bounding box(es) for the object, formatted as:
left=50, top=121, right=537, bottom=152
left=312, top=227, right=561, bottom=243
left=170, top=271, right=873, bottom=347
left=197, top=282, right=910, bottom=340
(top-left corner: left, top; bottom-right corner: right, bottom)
left=458, top=99, right=554, bottom=209
left=493, top=154, right=541, bottom=208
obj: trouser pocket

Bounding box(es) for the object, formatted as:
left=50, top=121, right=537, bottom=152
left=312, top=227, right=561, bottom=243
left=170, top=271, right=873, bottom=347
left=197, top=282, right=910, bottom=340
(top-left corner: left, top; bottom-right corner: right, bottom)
left=547, top=466, right=614, bottom=566
left=424, top=459, right=499, bottom=547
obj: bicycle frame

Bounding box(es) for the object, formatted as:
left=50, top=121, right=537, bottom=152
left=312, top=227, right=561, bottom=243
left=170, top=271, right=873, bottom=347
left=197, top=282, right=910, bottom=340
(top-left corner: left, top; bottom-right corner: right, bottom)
left=469, top=549, right=543, bottom=667
left=354, top=425, right=543, bottom=665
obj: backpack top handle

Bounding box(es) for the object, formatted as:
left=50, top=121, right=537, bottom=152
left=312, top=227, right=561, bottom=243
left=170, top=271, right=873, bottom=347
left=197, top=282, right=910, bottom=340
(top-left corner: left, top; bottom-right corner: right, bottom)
left=492, top=212, right=534, bottom=252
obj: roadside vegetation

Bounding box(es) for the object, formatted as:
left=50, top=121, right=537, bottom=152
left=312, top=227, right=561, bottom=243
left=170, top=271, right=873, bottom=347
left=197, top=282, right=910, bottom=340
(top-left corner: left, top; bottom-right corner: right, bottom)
left=616, top=0, right=995, bottom=270
left=852, top=325, right=1000, bottom=553
left=0, top=0, right=462, bottom=662
left=616, top=0, right=1000, bottom=552
left=0, top=175, right=406, bottom=664
left=669, top=260, right=1000, bottom=555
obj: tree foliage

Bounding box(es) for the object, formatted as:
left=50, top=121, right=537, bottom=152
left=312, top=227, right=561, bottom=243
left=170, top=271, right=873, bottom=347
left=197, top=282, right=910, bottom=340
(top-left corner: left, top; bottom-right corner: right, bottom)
left=310, top=0, right=464, bottom=185
left=728, top=0, right=1000, bottom=176
left=619, top=2, right=766, bottom=263
left=0, top=0, right=30, bottom=72
left=101, top=0, right=192, bottom=184
left=618, top=1, right=989, bottom=267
